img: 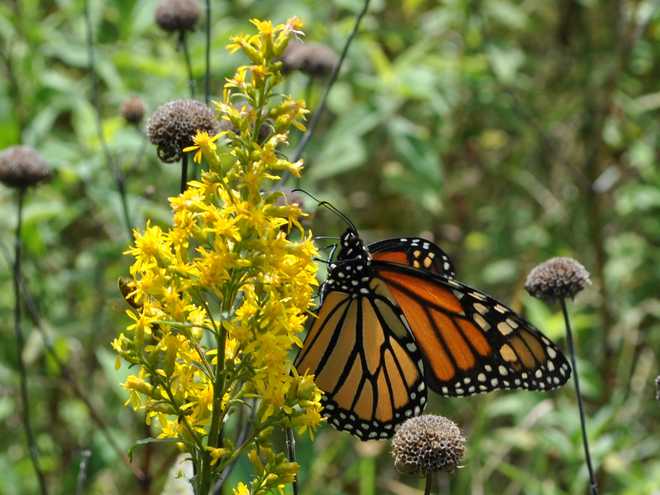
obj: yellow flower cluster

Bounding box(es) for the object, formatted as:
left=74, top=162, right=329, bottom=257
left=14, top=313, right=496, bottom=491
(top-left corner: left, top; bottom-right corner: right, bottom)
left=113, top=17, right=322, bottom=495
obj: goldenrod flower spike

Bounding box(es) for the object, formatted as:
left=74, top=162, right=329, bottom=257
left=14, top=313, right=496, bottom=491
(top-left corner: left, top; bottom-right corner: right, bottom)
left=115, top=18, right=321, bottom=495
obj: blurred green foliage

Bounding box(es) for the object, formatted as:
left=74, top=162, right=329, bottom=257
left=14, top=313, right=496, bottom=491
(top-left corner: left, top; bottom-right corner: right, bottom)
left=1, top=0, right=658, bottom=494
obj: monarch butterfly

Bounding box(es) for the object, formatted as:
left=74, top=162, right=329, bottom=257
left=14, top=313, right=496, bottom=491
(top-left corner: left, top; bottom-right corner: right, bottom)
left=295, top=225, right=571, bottom=440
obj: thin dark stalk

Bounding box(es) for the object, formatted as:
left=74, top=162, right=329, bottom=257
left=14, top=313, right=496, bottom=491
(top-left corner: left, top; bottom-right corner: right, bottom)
left=290, top=0, right=371, bottom=164
left=152, top=448, right=181, bottom=481
left=304, top=77, right=314, bottom=110
left=0, top=243, right=147, bottom=483
left=130, top=132, right=149, bottom=172
left=83, top=0, right=133, bottom=240
left=180, top=154, right=189, bottom=193
left=204, top=0, right=211, bottom=104
left=285, top=427, right=298, bottom=495
left=201, top=323, right=228, bottom=494
left=561, top=299, right=599, bottom=495
left=13, top=189, right=48, bottom=495
left=212, top=402, right=254, bottom=494
left=424, top=471, right=433, bottom=495
left=0, top=43, right=27, bottom=138
left=179, top=31, right=195, bottom=98
left=75, top=450, right=91, bottom=495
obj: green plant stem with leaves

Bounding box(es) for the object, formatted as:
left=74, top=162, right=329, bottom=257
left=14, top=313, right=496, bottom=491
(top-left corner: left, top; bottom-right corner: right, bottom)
left=0, top=244, right=147, bottom=482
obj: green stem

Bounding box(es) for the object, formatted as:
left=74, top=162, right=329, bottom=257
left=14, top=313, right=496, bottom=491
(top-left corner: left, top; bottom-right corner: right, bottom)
left=13, top=189, right=48, bottom=495
left=561, top=299, right=599, bottom=495
left=83, top=0, right=133, bottom=240
left=75, top=449, right=91, bottom=495
left=0, top=243, right=146, bottom=482
left=285, top=427, right=298, bottom=495
left=180, top=30, right=195, bottom=98
left=303, top=76, right=314, bottom=109
left=200, top=321, right=228, bottom=494
left=204, top=0, right=211, bottom=104
left=424, top=471, right=434, bottom=495
left=290, top=0, right=371, bottom=164
left=208, top=328, right=227, bottom=448
left=359, top=455, right=375, bottom=495
left=181, top=154, right=189, bottom=194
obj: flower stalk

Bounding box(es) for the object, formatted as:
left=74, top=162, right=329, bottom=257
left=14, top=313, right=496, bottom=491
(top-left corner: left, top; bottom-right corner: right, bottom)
left=561, top=299, right=599, bottom=495
left=525, top=257, right=597, bottom=495
left=291, top=0, right=371, bottom=163
left=83, top=0, right=133, bottom=240
left=179, top=30, right=195, bottom=97
left=180, top=153, right=189, bottom=193
left=424, top=472, right=433, bottom=495
left=13, top=188, right=48, bottom=495
left=204, top=0, right=211, bottom=104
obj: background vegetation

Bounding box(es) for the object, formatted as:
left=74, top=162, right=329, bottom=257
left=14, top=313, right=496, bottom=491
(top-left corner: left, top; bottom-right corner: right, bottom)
left=1, top=0, right=658, bottom=493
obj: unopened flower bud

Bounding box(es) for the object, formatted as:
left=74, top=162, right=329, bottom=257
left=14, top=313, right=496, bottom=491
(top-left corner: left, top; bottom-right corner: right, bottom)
left=121, top=96, right=146, bottom=125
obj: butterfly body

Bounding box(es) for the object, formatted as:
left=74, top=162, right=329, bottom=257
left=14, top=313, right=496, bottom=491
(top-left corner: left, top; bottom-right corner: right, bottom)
left=296, top=228, right=571, bottom=440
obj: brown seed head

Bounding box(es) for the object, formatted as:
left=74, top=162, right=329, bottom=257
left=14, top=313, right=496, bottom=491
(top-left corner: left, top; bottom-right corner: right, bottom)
left=121, top=96, right=146, bottom=125
left=0, top=145, right=52, bottom=189
left=282, top=42, right=339, bottom=78
left=146, top=99, right=219, bottom=163
left=154, top=0, right=200, bottom=33
left=525, top=257, right=591, bottom=302
left=391, top=415, right=465, bottom=476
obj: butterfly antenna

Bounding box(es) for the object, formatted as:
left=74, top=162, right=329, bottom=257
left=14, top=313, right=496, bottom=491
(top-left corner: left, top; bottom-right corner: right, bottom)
left=292, top=188, right=358, bottom=232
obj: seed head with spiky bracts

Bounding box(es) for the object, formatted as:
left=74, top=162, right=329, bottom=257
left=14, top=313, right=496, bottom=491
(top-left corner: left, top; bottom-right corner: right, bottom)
left=391, top=415, right=465, bottom=476
left=0, top=145, right=52, bottom=189
left=525, top=257, right=591, bottom=303
left=146, top=99, right=220, bottom=163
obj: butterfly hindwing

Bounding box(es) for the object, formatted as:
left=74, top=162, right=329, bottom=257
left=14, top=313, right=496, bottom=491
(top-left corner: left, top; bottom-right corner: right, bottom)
left=295, top=254, right=427, bottom=440
left=373, top=262, right=571, bottom=396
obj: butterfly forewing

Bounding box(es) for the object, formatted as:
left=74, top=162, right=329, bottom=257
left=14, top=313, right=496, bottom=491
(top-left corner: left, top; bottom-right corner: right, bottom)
left=373, top=262, right=571, bottom=396
left=370, top=237, right=456, bottom=278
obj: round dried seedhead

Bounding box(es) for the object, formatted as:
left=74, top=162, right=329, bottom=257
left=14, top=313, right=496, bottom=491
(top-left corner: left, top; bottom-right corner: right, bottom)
left=391, top=415, right=465, bottom=476
left=146, top=99, right=219, bottom=163
left=121, top=96, right=146, bottom=125
left=525, top=257, right=591, bottom=302
left=282, top=42, right=339, bottom=78
left=0, top=145, right=52, bottom=189
left=154, top=0, right=200, bottom=33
